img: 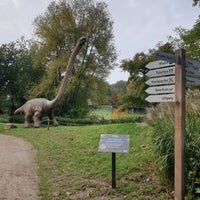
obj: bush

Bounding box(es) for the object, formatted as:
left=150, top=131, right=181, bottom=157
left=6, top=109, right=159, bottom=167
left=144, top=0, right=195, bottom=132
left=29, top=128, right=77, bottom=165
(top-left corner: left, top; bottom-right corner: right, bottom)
left=8, top=112, right=144, bottom=126
left=57, top=115, right=144, bottom=126
left=147, top=89, right=200, bottom=199
left=9, top=115, right=24, bottom=123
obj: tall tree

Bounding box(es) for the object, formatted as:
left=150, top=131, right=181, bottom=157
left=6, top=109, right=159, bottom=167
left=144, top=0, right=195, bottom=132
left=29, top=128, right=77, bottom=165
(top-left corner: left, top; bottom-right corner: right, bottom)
left=31, top=0, right=117, bottom=117
left=193, top=0, right=200, bottom=6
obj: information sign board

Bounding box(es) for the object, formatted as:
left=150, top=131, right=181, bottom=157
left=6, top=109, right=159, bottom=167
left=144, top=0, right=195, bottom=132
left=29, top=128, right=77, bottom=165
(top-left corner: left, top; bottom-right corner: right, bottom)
left=186, top=76, right=200, bottom=86
left=154, top=51, right=176, bottom=63
left=146, top=66, right=175, bottom=77
left=98, top=134, right=130, bottom=153
left=145, top=85, right=175, bottom=94
left=145, top=60, right=174, bottom=70
left=186, top=67, right=200, bottom=77
left=186, top=59, right=200, bottom=69
left=145, top=75, right=175, bottom=86
left=145, top=94, right=175, bottom=103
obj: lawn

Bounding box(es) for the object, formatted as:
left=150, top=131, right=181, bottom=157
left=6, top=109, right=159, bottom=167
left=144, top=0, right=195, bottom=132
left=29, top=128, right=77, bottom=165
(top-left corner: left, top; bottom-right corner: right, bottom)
left=0, top=123, right=171, bottom=199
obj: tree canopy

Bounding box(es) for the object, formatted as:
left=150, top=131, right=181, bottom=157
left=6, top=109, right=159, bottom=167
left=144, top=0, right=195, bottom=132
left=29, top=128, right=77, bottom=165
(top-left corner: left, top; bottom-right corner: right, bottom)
left=0, top=38, right=43, bottom=114
left=29, top=0, right=117, bottom=117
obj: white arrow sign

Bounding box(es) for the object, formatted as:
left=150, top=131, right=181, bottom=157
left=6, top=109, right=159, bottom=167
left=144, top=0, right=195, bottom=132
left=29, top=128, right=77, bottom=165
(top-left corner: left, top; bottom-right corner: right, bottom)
left=186, top=76, right=200, bottom=86
left=145, top=60, right=175, bottom=70
left=145, top=75, right=175, bottom=86
left=145, top=85, right=175, bottom=94
left=186, top=67, right=200, bottom=77
left=186, top=59, right=200, bottom=69
left=154, top=51, right=176, bottom=63
left=146, top=66, right=175, bottom=77
left=145, top=94, right=175, bottom=103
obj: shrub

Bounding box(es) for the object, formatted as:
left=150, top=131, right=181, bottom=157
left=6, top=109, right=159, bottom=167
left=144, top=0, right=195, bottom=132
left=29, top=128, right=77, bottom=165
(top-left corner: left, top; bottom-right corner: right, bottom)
left=9, top=115, right=24, bottom=123
left=147, top=89, right=200, bottom=199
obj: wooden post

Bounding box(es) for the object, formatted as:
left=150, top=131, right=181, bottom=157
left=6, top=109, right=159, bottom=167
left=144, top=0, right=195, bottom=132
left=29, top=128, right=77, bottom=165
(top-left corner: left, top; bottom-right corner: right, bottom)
left=174, top=49, right=186, bottom=200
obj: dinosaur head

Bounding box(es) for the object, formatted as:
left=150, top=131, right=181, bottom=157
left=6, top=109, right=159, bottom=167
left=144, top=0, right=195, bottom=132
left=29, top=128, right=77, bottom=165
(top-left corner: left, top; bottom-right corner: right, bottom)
left=78, top=37, right=86, bottom=48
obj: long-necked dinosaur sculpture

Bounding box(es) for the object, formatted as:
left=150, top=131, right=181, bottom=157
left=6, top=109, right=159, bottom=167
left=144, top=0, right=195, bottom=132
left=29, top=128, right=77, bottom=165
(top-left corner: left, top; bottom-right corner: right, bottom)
left=14, top=37, right=86, bottom=128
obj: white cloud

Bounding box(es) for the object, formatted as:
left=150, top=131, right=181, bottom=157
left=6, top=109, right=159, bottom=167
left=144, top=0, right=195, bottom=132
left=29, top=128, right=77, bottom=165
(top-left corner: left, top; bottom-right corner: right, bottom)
left=12, top=0, right=20, bottom=8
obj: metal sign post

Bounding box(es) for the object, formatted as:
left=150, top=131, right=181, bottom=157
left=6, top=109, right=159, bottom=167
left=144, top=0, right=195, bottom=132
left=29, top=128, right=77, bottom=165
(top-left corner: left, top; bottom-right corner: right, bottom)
left=112, top=152, right=116, bottom=188
left=98, top=134, right=130, bottom=189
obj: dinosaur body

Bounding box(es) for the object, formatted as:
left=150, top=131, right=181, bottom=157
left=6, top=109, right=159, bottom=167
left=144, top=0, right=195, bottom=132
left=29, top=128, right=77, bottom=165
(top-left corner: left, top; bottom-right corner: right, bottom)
left=14, top=37, right=86, bottom=128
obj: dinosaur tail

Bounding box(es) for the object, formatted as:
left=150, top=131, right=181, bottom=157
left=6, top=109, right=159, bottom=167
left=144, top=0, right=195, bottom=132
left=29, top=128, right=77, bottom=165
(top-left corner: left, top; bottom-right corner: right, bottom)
left=14, top=106, right=24, bottom=114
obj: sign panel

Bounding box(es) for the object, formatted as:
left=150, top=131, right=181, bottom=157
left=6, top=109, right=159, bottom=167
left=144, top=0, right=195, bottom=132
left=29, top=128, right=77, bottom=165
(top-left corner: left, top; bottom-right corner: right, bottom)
left=145, top=75, right=175, bottom=86
left=186, top=67, right=200, bottom=77
left=145, top=84, right=175, bottom=94
left=146, top=66, right=175, bottom=77
left=145, top=60, right=174, bottom=70
left=154, top=51, right=176, bottom=63
left=186, top=59, right=200, bottom=69
left=145, top=94, right=175, bottom=103
left=186, top=76, right=200, bottom=86
left=98, top=134, right=130, bottom=153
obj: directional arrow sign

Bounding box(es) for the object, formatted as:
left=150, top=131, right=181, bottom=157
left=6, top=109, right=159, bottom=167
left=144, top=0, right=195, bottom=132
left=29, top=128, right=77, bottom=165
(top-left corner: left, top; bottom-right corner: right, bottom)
left=145, top=60, right=175, bottom=70
left=154, top=51, right=176, bottom=63
left=186, top=59, right=200, bottom=69
left=145, top=75, right=175, bottom=86
left=146, top=66, right=175, bottom=77
left=186, top=67, right=200, bottom=77
left=186, top=76, right=200, bottom=86
left=145, top=94, right=175, bottom=103
left=145, top=85, right=175, bottom=94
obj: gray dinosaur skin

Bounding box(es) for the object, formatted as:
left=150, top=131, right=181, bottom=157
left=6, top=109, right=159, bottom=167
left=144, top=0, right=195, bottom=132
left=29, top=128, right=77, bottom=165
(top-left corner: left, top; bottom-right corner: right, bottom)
left=14, top=37, right=86, bottom=128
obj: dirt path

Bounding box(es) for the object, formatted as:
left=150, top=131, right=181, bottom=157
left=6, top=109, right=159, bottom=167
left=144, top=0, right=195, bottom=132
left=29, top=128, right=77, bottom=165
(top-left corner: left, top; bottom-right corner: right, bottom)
left=0, top=134, right=40, bottom=200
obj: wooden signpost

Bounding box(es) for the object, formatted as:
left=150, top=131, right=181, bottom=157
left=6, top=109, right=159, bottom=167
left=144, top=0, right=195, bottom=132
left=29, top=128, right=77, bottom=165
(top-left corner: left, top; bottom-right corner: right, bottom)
left=174, top=49, right=186, bottom=200
left=145, top=50, right=187, bottom=200
left=145, top=50, right=200, bottom=200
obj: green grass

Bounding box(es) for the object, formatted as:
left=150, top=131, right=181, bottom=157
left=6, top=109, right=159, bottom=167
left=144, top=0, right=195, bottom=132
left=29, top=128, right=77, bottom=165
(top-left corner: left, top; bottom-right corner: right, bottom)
left=90, top=108, right=113, bottom=120
left=0, top=123, right=171, bottom=199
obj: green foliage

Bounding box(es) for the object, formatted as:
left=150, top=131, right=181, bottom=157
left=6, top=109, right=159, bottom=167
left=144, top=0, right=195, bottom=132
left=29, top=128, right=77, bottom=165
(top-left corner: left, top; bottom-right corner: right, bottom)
left=182, top=20, right=200, bottom=60
left=9, top=115, right=24, bottom=124
left=30, top=0, right=117, bottom=117
left=9, top=113, right=144, bottom=126
left=120, top=78, right=148, bottom=108
left=110, top=80, right=127, bottom=94
left=0, top=38, right=44, bottom=115
left=147, top=89, right=200, bottom=199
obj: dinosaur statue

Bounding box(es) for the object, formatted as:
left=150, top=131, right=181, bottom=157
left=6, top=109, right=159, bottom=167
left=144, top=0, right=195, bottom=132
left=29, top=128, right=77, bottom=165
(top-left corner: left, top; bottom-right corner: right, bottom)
left=14, top=37, right=86, bottom=128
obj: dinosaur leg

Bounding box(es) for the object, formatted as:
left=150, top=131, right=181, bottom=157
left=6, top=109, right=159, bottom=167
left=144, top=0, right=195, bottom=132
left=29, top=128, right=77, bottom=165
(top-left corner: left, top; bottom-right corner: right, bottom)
left=24, top=114, right=32, bottom=128
left=48, top=111, right=59, bottom=126
left=33, top=111, right=42, bottom=128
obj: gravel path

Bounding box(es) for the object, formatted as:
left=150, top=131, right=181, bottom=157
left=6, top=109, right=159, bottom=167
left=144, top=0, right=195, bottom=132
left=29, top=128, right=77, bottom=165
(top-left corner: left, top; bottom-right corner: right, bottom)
left=0, top=135, right=40, bottom=200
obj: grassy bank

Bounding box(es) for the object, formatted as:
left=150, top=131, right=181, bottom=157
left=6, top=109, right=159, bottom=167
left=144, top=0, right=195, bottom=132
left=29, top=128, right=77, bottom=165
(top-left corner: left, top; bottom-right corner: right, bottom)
left=0, top=123, right=171, bottom=199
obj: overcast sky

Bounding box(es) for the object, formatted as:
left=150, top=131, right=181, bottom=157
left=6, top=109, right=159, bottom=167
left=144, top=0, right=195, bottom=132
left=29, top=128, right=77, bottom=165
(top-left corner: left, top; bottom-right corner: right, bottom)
left=0, top=0, right=199, bottom=83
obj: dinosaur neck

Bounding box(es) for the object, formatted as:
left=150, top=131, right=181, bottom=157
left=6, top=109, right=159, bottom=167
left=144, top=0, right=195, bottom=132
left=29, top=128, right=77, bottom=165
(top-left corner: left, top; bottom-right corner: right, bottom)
left=49, top=40, right=83, bottom=109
